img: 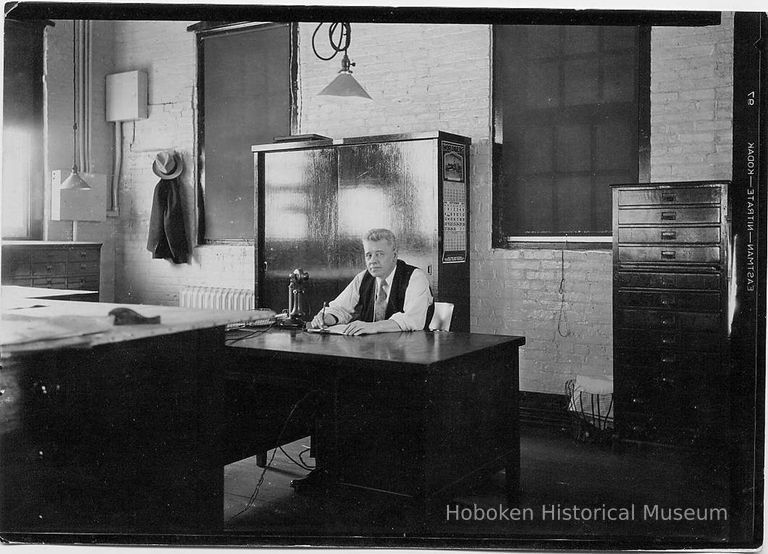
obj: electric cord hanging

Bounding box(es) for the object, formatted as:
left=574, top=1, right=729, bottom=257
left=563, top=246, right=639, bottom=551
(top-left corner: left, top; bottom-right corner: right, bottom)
left=557, top=238, right=571, bottom=337
left=312, top=22, right=352, bottom=61
left=229, top=388, right=322, bottom=521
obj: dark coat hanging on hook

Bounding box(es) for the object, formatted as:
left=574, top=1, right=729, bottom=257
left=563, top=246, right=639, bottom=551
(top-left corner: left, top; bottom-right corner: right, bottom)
left=147, top=177, right=189, bottom=264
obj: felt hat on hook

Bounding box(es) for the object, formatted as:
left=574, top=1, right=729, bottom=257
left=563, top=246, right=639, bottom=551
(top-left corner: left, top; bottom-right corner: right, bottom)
left=152, top=150, right=183, bottom=180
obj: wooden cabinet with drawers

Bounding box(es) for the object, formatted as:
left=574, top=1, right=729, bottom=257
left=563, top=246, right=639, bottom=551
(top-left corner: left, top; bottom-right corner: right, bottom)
left=611, top=181, right=730, bottom=447
left=1, top=241, right=101, bottom=293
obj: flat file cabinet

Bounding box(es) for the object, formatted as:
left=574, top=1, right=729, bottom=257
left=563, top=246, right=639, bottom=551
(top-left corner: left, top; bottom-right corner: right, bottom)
left=1, top=241, right=101, bottom=293
left=611, top=181, right=730, bottom=447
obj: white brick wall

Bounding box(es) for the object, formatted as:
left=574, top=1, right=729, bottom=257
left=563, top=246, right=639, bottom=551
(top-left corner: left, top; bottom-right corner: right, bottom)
left=650, top=12, right=734, bottom=181
left=43, top=17, right=734, bottom=393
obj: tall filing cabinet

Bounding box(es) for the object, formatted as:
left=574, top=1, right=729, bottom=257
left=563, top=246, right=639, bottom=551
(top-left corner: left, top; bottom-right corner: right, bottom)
left=253, top=131, right=471, bottom=332
left=611, top=181, right=730, bottom=447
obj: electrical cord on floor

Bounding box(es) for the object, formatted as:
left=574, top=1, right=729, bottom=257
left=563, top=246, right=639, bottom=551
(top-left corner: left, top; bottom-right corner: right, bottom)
left=298, top=447, right=315, bottom=470
left=229, top=388, right=322, bottom=522
left=279, top=445, right=315, bottom=471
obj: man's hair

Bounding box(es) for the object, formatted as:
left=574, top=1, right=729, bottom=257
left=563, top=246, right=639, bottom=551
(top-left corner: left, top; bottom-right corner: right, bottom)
left=363, top=228, right=397, bottom=250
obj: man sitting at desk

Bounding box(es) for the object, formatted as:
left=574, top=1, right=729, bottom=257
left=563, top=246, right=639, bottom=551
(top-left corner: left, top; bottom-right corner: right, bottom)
left=308, top=228, right=433, bottom=335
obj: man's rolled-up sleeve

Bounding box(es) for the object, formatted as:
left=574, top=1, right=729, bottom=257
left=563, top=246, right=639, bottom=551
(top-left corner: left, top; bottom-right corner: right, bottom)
left=389, top=269, right=433, bottom=331
left=324, top=271, right=364, bottom=325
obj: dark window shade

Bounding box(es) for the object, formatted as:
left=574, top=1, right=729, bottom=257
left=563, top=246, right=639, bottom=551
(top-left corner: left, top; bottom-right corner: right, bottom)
left=493, top=25, right=645, bottom=239
left=200, top=23, right=291, bottom=241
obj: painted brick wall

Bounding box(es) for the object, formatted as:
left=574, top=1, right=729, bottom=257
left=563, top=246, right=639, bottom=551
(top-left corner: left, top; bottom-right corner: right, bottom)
left=51, top=17, right=733, bottom=394
left=650, top=12, right=734, bottom=181
left=110, top=21, right=255, bottom=305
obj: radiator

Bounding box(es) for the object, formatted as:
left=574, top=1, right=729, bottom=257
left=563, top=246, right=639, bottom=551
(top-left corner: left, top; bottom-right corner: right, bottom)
left=179, top=286, right=256, bottom=311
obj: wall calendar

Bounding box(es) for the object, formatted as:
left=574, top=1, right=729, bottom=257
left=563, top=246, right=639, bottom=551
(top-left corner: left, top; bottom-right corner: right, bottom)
left=441, top=141, right=467, bottom=263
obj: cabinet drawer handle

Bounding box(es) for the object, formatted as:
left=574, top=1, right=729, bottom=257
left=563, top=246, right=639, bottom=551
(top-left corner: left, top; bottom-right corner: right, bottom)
left=661, top=251, right=676, bottom=260
left=661, top=211, right=677, bottom=221
left=660, top=356, right=676, bottom=364
left=80, top=264, right=88, bottom=270
left=662, top=193, right=676, bottom=203
left=46, top=264, right=53, bottom=271
left=661, top=231, right=677, bottom=241
left=660, top=296, right=675, bottom=306
left=79, top=251, right=88, bottom=258
left=661, top=335, right=676, bottom=345
left=660, top=317, right=676, bottom=327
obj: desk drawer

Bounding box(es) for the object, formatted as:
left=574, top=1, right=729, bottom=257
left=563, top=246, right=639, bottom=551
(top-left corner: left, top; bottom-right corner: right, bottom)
left=617, top=186, right=721, bottom=207
left=67, top=275, right=99, bottom=290
left=615, top=309, right=720, bottom=332
left=618, top=207, right=720, bottom=225
left=618, top=245, right=721, bottom=264
left=616, top=290, right=720, bottom=311
left=2, top=252, right=31, bottom=278
left=31, top=262, right=66, bottom=277
left=614, top=329, right=721, bottom=352
left=68, top=246, right=100, bottom=262
left=614, top=347, right=723, bottom=375
left=67, top=261, right=99, bottom=276
left=617, top=226, right=721, bottom=244
left=614, top=271, right=720, bottom=290
left=30, top=248, right=68, bottom=263
left=32, top=277, right=67, bottom=288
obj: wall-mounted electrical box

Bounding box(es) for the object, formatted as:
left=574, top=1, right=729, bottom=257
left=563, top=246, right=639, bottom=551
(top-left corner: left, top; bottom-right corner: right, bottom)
left=106, top=70, right=148, bottom=122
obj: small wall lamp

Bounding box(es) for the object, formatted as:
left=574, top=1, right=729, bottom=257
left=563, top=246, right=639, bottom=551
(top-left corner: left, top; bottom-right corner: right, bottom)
left=313, top=22, right=372, bottom=100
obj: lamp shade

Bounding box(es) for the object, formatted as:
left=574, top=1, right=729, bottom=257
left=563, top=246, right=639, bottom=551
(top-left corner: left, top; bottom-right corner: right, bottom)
left=318, top=72, right=372, bottom=100
left=52, top=170, right=107, bottom=222
left=60, top=167, right=90, bottom=190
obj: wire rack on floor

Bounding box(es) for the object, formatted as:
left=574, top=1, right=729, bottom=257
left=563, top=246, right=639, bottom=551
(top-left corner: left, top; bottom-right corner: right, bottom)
left=565, top=376, right=614, bottom=444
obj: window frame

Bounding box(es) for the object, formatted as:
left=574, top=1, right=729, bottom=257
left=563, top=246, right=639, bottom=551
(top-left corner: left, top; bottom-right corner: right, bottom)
left=491, top=24, right=651, bottom=249
left=191, top=21, right=298, bottom=245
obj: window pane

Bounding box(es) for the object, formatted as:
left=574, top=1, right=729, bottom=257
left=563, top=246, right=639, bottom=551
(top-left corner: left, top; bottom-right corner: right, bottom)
left=556, top=175, right=592, bottom=233
left=494, top=24, right=642, bottom=238
left=556, top=124, right=591, bottom=172
left=565, top=26, right=599, bottom=54
left=201, top=24, right=291, bottom=241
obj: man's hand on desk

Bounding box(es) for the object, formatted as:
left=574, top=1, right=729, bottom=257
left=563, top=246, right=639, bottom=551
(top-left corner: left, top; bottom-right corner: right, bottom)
left=341, top=319, right=400, bottom=335
left=307, top=314, right=401, bottom=335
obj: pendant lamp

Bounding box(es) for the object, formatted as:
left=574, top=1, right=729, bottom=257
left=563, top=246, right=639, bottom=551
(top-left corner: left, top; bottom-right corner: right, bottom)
left=313, top=22, right=372, bottom=101
left=61, top=20, right=89, bottom=190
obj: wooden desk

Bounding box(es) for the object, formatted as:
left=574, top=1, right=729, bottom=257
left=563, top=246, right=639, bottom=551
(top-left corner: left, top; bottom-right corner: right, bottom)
left=0, top=300, right=271, bottom=535
left=225, top=328, right=525, bottom=503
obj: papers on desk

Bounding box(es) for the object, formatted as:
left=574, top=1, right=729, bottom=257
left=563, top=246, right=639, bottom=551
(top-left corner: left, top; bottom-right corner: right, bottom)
left=1, top=313, right=114, bottom=352
left=304, top=324, right=348, bottom=335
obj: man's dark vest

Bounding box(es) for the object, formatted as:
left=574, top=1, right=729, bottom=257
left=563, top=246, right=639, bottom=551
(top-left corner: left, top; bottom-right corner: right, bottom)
left=353, top=259, right=433, bottom=330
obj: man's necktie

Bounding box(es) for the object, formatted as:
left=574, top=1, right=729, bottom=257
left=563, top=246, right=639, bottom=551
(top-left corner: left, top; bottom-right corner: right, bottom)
left=374, top=280, right=388, bottom=322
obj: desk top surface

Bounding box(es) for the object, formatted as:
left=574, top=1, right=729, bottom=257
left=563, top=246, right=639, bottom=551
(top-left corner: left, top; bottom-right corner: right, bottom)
left=2, top=285, right=98, bottom=299
left=227, top=327, right=525, bottom=366
left=1, top=296, right=273, bottom=355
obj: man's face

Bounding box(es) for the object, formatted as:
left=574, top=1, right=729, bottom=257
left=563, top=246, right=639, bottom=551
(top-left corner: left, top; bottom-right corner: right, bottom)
left=363, top=239, right=397, bottom=279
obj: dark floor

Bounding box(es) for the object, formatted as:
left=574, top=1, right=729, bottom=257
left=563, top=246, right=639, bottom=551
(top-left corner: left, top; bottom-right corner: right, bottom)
left=222, top=425, right=732, bottom=546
